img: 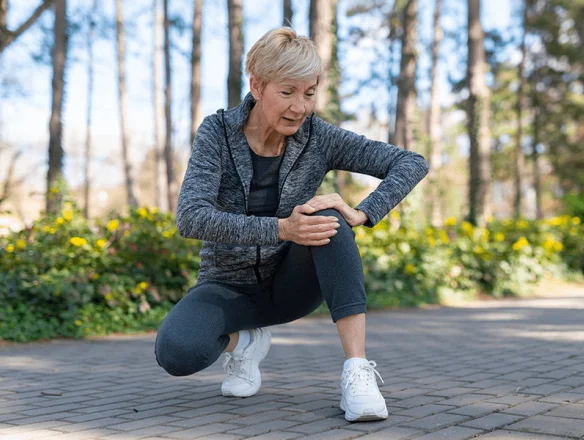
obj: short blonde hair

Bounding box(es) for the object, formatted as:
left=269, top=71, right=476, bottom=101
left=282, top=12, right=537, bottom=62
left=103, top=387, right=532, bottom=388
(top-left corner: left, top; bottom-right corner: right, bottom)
left=245, top=27, right=323, bottom=87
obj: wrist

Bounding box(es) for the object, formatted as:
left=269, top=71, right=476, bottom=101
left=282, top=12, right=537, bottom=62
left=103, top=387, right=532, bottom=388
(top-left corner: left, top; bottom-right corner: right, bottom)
left=278, top=218, right=289, bottom=240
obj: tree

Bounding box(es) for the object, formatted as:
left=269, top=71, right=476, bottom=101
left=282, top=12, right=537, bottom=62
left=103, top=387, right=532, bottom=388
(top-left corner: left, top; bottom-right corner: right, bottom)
left=153, top=0, right=164, bottom=210
left=394, top=0, right=417, bottom=152
left=283, top=0, right=293, bottom=26
left=115, top=0, right=138, bottom=207
left=309, top=0, right=333, bottom=117
left=83, top=0, right=97, bottom=219
left=190, top=0, right=203, bottom=145
left=163, top=0, right=177, bottom=212
left=46, top=0, right=67, bottom=214
left=427, top=0, right=443, bottom=226
left=227, top=0, right=243, bottom=108
left=0, top=0, right=53, bottom=53
left=466, top=0, right=492, bottom=226
left=513, top=0, right=528, bottom=219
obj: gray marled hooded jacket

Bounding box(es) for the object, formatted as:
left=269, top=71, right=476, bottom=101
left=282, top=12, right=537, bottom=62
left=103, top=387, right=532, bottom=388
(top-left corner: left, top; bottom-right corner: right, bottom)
left=176, top=93, right=429, bottom=284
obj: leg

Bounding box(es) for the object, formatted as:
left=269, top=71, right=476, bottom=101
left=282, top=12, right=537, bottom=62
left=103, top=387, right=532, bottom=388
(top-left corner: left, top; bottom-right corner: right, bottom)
left=271, top=208, right=367, bottom=359
left=154, top=281, right=263, bottom=376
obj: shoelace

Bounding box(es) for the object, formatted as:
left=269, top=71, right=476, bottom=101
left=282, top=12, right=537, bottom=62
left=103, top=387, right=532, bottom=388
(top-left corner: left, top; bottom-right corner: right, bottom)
left=343, top=360, right=384, bottom=394
left=223, top=353, right=251, bottom=381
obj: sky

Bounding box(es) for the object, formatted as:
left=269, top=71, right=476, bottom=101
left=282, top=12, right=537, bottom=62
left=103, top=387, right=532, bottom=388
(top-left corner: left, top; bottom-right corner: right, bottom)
left=0, top=0, right=512, bottom=193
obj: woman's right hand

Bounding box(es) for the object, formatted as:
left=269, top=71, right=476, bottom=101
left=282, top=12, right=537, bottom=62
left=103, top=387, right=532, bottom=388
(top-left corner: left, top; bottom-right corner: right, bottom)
left=278, top=204, right=340, bottom=246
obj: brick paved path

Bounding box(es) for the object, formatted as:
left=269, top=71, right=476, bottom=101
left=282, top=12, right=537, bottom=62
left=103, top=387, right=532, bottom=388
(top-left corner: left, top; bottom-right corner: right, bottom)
left=1, top=288, right=584, bottom=440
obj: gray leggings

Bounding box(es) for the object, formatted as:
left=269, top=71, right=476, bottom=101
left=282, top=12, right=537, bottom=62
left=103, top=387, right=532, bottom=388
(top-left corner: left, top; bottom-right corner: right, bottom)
left=154, top=209, right=366, bottom=376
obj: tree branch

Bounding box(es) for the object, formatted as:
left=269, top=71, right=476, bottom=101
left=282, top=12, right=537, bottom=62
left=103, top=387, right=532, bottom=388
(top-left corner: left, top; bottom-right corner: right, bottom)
left=0, top=0, right=54, bottom=53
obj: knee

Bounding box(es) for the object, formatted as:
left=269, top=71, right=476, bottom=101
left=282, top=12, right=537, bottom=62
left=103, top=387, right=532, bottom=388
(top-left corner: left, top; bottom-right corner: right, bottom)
left=313, top=208, right=351, bottom=229
left=154, top=331, right=215, bottom=376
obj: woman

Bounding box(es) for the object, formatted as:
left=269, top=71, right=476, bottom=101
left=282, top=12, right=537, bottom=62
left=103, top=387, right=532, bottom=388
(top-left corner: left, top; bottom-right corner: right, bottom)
left=155, top=27, right=429, bottom=422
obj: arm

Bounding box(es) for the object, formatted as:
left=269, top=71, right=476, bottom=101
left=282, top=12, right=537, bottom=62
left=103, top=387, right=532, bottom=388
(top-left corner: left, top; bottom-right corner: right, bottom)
left=176, top=115, right=279, bottom=245
left=317, top=117, right=430, bottom=227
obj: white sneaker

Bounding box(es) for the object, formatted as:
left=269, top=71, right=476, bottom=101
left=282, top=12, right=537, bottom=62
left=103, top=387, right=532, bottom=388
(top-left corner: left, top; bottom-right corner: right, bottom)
left=340, top=358, right=388, bottom=422
left=221, top=328, right=271, bottom=397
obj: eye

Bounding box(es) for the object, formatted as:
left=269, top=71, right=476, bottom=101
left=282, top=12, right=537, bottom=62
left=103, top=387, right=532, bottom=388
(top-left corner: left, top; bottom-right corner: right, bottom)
left=306, top=93, right=315, bottom=97
left=280, top=91, right=292, bottom=96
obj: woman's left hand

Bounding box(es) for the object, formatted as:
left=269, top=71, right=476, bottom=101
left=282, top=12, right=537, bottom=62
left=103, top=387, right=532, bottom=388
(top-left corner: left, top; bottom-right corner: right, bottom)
left=305, top=193, right=368, bottom=227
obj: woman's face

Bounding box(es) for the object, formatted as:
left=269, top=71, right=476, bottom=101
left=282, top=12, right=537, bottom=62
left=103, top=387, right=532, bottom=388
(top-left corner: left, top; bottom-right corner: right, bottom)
left=252, top=76, right=318, bottom=136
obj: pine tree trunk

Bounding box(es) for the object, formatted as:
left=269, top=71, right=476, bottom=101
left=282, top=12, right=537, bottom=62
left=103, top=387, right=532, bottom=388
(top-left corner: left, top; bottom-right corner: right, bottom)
left=163, top=0, right=177, bottom=212
left=227, top=0, right=243, bottom=108
left=0, top=0, right=7, bottom=28
left=153, top=0, right=164, bottom=210
left=283, top=0, right=292, bottom=26
left=309, top=0, right=332, bottom=117
left=83, top=0, right=97, bottom=219
left=190, top=0, right=203, bottom=146
left=394, top=0, right=417, bottom=152
left=427, top=0, right=442, bottom=226
left=466, top=0, right=492, bottom=226
left=0, top=0, right=53, bottom=53
left=386, top=2, right=401, bottom=145
left=532, top=96, right=543, bottom=220
left=46, top=0, right=67, bottom=215
left=115, top=0, right=138, bottom=207
left=513, top=0, right=528, bottom=220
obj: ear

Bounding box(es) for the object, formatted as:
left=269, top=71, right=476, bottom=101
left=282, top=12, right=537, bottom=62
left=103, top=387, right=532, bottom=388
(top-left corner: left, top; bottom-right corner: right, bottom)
left=249, top=75, right=262, bottom=99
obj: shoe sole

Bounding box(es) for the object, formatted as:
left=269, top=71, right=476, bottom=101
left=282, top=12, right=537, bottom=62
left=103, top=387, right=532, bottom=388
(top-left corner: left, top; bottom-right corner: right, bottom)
left=222, top=330, right=271, bottom=398
left=340, top=398, right=388, bottom=422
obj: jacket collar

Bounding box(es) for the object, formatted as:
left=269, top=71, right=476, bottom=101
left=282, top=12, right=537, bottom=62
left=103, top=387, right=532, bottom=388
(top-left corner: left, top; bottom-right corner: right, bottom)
left=218, top=92, right=313, bottom=210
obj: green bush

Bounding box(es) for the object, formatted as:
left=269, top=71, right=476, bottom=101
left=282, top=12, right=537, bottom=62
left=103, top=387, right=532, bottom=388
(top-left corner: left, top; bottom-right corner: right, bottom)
left=1, top=203, right=582, bottom=342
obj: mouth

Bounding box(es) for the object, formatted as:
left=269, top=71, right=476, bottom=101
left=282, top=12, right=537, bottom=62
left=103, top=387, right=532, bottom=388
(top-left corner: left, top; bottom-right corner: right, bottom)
left=282, top=117, right=301, bottom=122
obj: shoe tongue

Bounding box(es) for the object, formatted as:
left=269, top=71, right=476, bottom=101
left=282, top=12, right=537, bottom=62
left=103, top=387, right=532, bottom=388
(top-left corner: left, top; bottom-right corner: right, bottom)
left=344, top=357, right=369, bottom=370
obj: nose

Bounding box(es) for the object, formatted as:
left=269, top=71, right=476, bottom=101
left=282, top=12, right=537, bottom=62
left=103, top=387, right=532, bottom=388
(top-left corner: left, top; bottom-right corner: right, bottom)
left=289, top=95, right=307, bottom=114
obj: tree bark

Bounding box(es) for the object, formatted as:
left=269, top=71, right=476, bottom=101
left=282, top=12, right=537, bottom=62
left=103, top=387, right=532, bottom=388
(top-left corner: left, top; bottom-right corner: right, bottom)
left=283, top=0, right=292, bottom=27
left=190, top=0, right=203, bottom=146
left=115, top=0, right=138, bottom=207
left=386, top=2, right=401, bottom=145
left=163, top=0, right=177, bottom=212
left=227, top=0, right=243, bottom=108
left=427, top=0, right=442, bottom=226
left=513, top=0, right=528, bottom=220
left=532, top=92, right=543, bottom=220
left=394, top=0, right=417, bottom=151
left=466, top=0, right=492, bottom=226
left=0, top=0, right=53, bottom=53
left=153, top=0, right=164, bottom=210
left=83, top=0, right=97, bottom=219
left=309, top=0, right=333, bottom=116
left=46, top=0, right=67, bottom=214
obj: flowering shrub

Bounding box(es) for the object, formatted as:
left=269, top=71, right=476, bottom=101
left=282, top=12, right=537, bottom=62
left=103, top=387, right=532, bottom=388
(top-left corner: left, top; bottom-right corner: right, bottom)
left=0, top=203, right=582, bottom=342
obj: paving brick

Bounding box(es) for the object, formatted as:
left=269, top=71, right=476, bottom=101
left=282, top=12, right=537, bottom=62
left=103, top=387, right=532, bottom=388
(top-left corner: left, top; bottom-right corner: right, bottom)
left=165, top=423, right=242, bottom=439
left=461, top=412, right=523, bottom=430
left=395, top=404, right=456, bottom=418
left=284, top=417, right=349, bottom=434
left=506, top=415, right=584, bottom=437
left=246, top=432, right=301, bottom=440
left=403, top=413, right=470, bottom=430
left=411, top=426, right=483, bottom=440
left=543, top=403, right=584, bottom=419
left=357, top=426, right=421, bottom=439
left=448, top=402, right=508, bottom=417
left=502, top=401, right=559, bottom=417
left=226, top=420, right=300, bottom=437
left=473, top=429, right=575, bottom=439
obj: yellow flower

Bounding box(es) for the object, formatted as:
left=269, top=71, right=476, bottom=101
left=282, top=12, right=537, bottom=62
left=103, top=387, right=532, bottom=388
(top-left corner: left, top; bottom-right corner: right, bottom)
left=404, top=263, right=417, bottom=275
left=16, top=239, right=26, bottom=249
left=70, top=237, right=87, bottom=247
left=481, top=229, right=490, bottom=242
left=96, top=239, right=107, bottom=248
left=426, top=227, right=435, bottom=237
left=473, top=245, right=484, bottom=255
left=495, top=232, right=505, bottom=242
left=151, top=207, right=159, bottom=214
left=6, top=244, right=14, bottom=253
left=75, top=320, right=82, bottom=326
left=444, top=217, right=457, bottom=227
left=124, top=230, right=130, bottom=237
left=573, top=217, right=581, bottom=225
left=49, top=227, right=56, bottom=234
left=138, top=282, right=148, bottom=290
left=482, top=253, right=492, bottom=261
left=162, top=230, right=174, bottom=238
left=56, top=217, right=65, bottom=225
left=63, top=208, right=73, bottom=221
left=461, top=221, right=474, bottom=235
left=107, top=219, right=119, bottom=232
left=43, top=226, right=51, bottom=233
left=50, top=187, right=59, bottom=194
left=512, top=237, right=529, bottom=251
left=438, top=230, right=449, bottom=243
left=517, top=220, right=529, bottom=229
left=105, top=293, right=114, bottom=301
left=137, top=207, right=148, bottom=218
left=548, top=217, right=563, bottom=226
left=554, top=242, right=564, bottom=252
left=487, top=215, right=495, bottom=223
left=428, top=237, right=436, bottom=246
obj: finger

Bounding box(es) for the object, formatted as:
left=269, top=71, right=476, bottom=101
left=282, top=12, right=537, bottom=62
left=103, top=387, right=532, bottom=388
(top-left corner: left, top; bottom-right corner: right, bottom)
left=306, top=229, right=338, bottom=241
left=296, top=204, right=316, bottom=214
left=301, top=222, right=340, bottom=233
left=305, top=238, right=332, bottom=247
left=303, top=215, right=339, bottom=225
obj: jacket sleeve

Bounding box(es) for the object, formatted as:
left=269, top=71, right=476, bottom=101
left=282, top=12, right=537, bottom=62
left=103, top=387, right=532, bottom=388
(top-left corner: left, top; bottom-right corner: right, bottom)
left=317, top=117, right=430, bottom=228
left=175, top=115, right=279, bottom=245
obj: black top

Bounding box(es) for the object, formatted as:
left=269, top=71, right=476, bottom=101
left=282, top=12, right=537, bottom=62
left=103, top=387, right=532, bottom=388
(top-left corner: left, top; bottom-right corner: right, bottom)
left=247, top=147, right=284, bottom=217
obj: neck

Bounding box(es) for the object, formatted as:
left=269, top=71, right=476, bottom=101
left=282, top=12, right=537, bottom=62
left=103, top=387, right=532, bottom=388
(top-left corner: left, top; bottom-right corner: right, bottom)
left=244, top=104, right=285, bottom=156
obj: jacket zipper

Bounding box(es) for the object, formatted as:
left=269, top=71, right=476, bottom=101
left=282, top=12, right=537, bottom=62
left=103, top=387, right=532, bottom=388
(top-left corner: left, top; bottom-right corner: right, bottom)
left=221, top=111, right=314, bottom=284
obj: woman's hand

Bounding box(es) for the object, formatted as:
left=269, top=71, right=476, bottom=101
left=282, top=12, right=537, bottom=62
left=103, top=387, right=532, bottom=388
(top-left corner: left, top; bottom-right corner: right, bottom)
left=305, top=193, right=368, bottom=227
left=278, top=204, right=340, bottom=246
